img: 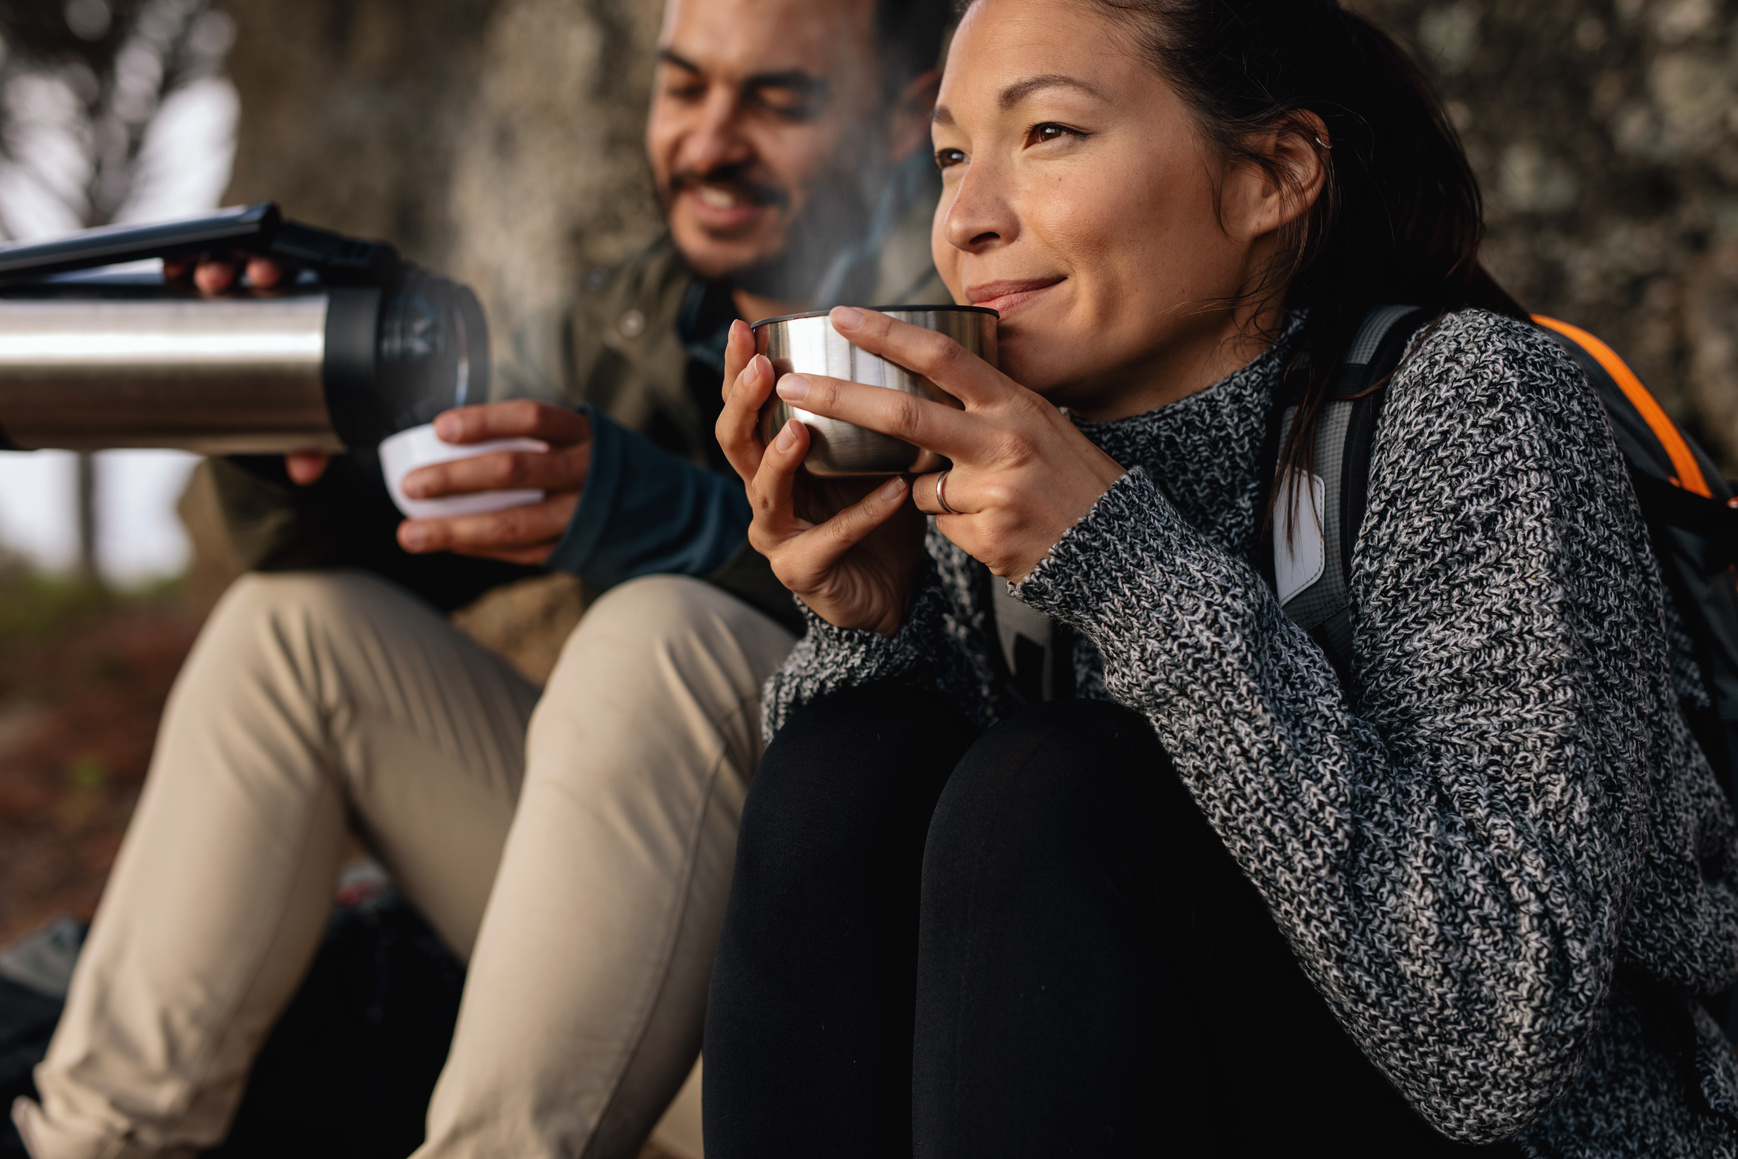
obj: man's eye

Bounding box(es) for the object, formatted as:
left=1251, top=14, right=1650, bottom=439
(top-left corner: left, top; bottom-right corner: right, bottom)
left=749, top=91, right=819, bottom=122
left=666, top=82, right=706, bottom=101
left=934, top=148, right=967, bottom=170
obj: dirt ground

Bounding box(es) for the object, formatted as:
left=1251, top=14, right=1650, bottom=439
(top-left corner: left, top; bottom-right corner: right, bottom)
left=0, top=574, right=203, bottom=948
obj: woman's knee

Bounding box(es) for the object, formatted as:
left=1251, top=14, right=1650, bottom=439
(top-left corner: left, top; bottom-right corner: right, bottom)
left=925, top=699, right=1171, bottom=888
left=735, top=684, right=978, bottom=893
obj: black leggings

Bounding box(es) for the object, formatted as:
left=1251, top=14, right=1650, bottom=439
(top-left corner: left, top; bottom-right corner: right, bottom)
left=703, top=684, right=1525, bottom=1157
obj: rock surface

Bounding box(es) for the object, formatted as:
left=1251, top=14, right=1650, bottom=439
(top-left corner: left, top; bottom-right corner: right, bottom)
left=1352, top=0, right=1738, bottom=460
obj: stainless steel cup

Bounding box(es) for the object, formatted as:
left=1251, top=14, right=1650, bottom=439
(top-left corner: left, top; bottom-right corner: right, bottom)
left=755, top=305, right=997, bottom=476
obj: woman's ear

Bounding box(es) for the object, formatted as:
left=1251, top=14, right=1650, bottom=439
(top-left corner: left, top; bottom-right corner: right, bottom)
left=887, top=69, right=943, bottom=163
left=1221, top=111, right=1329, bottom=244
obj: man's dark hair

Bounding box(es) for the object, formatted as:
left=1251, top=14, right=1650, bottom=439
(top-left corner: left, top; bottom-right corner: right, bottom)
left=875, top=0, right=950, bottom=95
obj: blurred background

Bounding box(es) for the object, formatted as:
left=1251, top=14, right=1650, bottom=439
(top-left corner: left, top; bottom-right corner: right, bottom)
left=0, top=0, right=1731, bottom=947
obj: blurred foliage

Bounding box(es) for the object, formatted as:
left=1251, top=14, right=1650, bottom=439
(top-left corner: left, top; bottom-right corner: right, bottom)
left=0, top=564, right=115, bottom=650
left=0, top=561, right=201, bottom=944
left=0, top=555, right=186, bottom=656
left=0, top=0, right=235, bottom=236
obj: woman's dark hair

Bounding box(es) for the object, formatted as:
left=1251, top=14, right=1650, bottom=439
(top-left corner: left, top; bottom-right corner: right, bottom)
left=1072, top=0, right=1529, bottom=480
left=876, top=0, right=953, bottom=96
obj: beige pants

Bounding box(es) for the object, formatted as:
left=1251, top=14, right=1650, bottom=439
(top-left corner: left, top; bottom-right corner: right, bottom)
left=12, top=569, right=794, bottom=1159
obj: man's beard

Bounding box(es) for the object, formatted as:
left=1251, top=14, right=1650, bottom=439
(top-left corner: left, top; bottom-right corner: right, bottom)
left=664, top=158, right=882, bottom=306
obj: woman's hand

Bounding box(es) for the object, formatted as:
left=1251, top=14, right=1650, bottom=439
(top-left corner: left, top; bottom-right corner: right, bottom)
left=779, top=307, right=1126, bottom=583
left=716, top=319, right=926, bottom=636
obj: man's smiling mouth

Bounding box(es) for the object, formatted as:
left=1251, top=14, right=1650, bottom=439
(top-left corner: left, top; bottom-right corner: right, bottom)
left=697, top=185, right=747, bottom=209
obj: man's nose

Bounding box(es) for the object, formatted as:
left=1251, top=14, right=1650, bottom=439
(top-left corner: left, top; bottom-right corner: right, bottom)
left=678, top=88, right=754, bottom=175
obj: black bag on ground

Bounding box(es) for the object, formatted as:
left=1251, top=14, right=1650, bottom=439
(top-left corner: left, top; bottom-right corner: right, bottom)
left=205, top=890, right=464, bottom=1159
left=0, top=892, right=462, bottom=1159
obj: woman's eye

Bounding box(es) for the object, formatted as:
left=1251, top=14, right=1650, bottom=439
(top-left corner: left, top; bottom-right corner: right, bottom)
left=1027, top=123, right=1084, bottom=146
left=934, top=147, right=967, bottom=170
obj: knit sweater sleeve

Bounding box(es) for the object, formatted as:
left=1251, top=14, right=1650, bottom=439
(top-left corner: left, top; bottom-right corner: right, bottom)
left=1013, top=312, right=1658, bottom=1143
left=762, top=526, right=1001, bottom=740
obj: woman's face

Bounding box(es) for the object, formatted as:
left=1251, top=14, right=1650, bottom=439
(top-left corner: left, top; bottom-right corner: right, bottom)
left=931, top=0, right=1276, bottom=418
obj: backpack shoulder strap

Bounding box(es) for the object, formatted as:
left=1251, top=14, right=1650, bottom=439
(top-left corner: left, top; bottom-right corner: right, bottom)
left=1533, top=316, right=1717, bottom=497
left=1271, top=306, right=1432, bottom=682
left=1532, top=316, right=1738, bottom=549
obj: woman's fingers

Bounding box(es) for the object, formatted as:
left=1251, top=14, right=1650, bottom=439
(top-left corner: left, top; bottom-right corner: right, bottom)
left=722, top=319, right=753, bottom=402
left=776, top=476, right=910, bottom=589
left=746, top=418, right=814, bottom=549
left=775, top=371, right=976, bottom=459
left=718, top=351, right=777, bottom=483
left=827, top=306, right=1012, bottom=409
left=910, top=468, right=974, bottom=517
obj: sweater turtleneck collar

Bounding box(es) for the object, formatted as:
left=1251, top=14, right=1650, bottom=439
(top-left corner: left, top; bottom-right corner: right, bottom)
left=1068, top=314, right=1304, bottom=561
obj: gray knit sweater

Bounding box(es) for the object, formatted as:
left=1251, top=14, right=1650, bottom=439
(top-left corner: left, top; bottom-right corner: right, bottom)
left=762, top=310, right=1738, bottom=1155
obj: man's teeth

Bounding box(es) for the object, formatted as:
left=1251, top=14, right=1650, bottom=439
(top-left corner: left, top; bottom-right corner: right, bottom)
left=697, top=185, right=742, bottom=209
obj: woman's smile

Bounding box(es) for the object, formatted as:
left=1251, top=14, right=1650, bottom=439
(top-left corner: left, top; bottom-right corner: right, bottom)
left=965, top=276, right=1065, bottom=320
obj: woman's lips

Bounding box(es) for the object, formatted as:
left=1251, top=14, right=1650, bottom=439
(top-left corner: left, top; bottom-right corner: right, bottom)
left=967, top=278, right=1063, bottom=320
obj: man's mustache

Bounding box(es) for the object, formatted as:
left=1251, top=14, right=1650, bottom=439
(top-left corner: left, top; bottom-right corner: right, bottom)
left=667, top=165, right=789, bottom=210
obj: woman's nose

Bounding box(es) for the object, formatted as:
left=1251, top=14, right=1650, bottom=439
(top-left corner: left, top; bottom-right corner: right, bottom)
left=942, top=165, right=1015, bottom=253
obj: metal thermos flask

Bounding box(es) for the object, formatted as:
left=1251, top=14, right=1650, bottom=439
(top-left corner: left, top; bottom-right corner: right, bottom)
left=0, top=203, right=488, bottom=453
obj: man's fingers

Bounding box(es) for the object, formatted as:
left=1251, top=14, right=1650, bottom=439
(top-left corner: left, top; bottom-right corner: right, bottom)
left=193, top=261, right=237, bottom=295
left=718, top=353, right=776, bottom=483
left=775, top=371, right=974, bottom=459
left=245, top=257, right=285, bottom=289
left=285, top=452, right=329, bottom=486
left=778, top=476, right=910, bottom=587
left=403, top=445, right=587, bottom=499
left=397, top=493, right=579, bottom=555
left=180, top=253, right=287, bottom=295
left=827, top=306, right=1011, bottom=409
left=432, top=400, right=590, bottom=447
left=465, top=542, right=563, bottom=566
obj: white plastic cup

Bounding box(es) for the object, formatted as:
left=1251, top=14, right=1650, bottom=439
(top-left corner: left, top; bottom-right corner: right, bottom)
left=378, top=422, right=549, bottom=520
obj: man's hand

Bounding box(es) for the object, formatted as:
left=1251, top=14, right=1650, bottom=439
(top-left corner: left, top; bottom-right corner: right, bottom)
left=396, top=402, right=592, bottom=565
left=165, top=254, right=336, bottom=485
left=168, top=254, right=591, bottom=563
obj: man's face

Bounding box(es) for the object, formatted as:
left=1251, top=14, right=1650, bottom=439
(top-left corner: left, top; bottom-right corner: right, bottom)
left=646, top=0, right=889, bottom=286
